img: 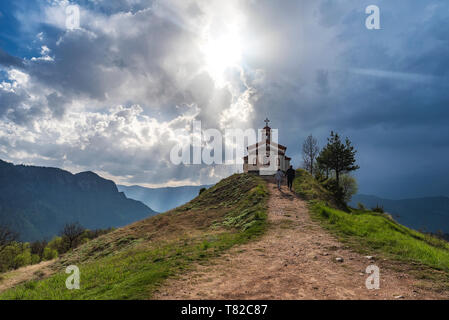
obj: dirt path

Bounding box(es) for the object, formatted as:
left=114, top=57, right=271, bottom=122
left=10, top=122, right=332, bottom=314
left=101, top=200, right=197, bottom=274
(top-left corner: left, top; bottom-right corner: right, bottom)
left=153, top=181, right=446, bottom=300
left=0, top=260, right=54, bottom=293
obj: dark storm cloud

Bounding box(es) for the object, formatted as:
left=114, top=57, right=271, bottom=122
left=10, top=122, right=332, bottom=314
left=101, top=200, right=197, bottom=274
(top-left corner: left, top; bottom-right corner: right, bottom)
left=0, top=48, right=24, bottom=68
left=238, top=0, right=449, bottom=198
left=0, top=89, right=24, bottom=115
left=46, top=92, right=70, bottom=119
left=1, top=0, right=449, bottom=196
left=325, top=1, right=449, bottom=198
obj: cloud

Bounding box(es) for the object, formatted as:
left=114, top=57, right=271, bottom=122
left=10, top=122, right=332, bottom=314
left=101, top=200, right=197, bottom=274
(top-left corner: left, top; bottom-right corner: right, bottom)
left=0, top=49, right=24, bottom=68
left=1, top=0, right=449, bottom=197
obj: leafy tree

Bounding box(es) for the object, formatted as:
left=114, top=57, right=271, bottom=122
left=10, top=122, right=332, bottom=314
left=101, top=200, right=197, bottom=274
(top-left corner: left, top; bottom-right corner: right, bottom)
left=316, top=148, right=331, bottom=179
left=317, top=131, right=359, bottom=186
left=47, top=236, right=65, bottom=253
left=0, top=225, right=111, bottom=273
left=302, top=134, right=319, bottom=175
left=13, top=249, right=32, bottom=269
left=43, top=247, right=58, bottom=260
left=0, top=244, right=20, bottom=272
left=339, top=174, right=358, bottom=203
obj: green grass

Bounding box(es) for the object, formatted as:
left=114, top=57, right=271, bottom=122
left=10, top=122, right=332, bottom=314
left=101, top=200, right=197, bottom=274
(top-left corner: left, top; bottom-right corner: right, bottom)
left=292, top=169, right=337, bottom=207
left=0, top=174, right=268, bottom=300
left=312, top=204, right=449, bottom=271
left=294, top=169, right=449, bottom=275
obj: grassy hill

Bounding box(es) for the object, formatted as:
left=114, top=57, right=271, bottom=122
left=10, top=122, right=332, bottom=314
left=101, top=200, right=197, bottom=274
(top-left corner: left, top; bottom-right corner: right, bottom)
left=293, top=169, right=449, bottom=287
left=4, top=169, right=449, bottom=299
left=0, top=174, right=268, bottom=300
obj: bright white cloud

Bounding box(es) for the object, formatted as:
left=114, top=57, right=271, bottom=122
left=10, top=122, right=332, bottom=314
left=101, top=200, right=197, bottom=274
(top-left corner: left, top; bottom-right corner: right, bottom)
left=2, top=0, right=449, bottom=197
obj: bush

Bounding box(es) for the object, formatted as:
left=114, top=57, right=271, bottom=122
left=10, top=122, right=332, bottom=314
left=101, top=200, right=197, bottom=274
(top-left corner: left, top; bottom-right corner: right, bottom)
left=13, top=250, right=32, bottom=269
left=43, top=247, right=58, bottom=260
left=339, top=175, right=358, bottom=203
left=0, top=226, right=113, bottom=273
left=199, top=187, right=207, bottom=195
left=323, top=178, right=340, bottom=196
left=314, top=167, right=328, bottom=183
left=30, top=240, right=47, bottom=259
left=84, top=228, right=114, bottom=240
left=31, top=254, right=41, bottom=265
left=320, top=208, right=330, bottom=218
left=357, top=202, right=366, bottom=210
left=372, top=204, right=384, bottom=213
left=47, top=236, right=66, bottom=254
left=322, top=175, right=358, bottom=204
left=0, top=244, right=22, bottom=272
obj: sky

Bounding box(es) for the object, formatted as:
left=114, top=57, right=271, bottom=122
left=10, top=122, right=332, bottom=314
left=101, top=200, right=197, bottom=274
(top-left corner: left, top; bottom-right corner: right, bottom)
left=0, top=0, right=448, bottom=199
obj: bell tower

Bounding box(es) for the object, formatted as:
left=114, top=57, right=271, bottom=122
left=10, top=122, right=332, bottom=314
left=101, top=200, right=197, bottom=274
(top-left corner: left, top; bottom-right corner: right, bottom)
left=263, top=118, right=271, bottom=144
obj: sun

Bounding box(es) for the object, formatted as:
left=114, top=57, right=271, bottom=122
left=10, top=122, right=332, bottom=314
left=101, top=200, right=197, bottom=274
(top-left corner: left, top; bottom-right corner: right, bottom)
left=201, top=28, right=243, bottom=87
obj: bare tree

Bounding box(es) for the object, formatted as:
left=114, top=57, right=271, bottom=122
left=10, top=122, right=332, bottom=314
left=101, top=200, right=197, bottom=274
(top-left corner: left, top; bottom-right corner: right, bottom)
left=30, top=240, right=48, bottom=259
left=59, top=222, right=85, bottom=251
left=302, top=134, right=319, bottom=175
left=0, top=225, right=19, bottom=253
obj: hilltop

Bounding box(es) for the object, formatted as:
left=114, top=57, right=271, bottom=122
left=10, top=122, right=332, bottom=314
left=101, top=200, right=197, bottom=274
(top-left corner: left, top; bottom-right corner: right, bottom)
left=0, top=174, right=268, bottom=299
left=153, top=171, right=449, bottom=299
left=0, top=160, right=156, bottom=241
left=1, top=170, right=449, bottom=299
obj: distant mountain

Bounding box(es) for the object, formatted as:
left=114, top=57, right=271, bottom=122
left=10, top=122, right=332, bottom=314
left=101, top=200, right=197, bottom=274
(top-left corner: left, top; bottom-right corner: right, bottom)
left=0, top=160, right=156, bottom=241
left=118, top=184, right=213, bottom=213
left=351, top=194, right=449, bottom=234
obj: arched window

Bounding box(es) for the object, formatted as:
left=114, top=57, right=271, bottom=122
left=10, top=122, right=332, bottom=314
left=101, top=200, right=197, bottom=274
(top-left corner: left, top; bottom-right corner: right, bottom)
left=277, top=158, right=280, bottom=166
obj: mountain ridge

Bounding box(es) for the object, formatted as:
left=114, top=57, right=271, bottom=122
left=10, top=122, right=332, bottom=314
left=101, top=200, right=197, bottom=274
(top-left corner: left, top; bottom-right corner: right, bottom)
left=0, top=159, right=156, bottom=241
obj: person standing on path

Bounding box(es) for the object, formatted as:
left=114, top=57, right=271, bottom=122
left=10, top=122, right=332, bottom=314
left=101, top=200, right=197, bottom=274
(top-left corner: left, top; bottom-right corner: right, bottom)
left=286, top=166, right=295, bottom=191
left=275, top=169, right=284, bottom=190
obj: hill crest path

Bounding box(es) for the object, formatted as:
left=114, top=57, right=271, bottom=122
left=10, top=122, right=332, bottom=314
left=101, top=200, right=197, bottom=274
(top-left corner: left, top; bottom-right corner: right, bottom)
left=153, top=180, right=446, bottom=300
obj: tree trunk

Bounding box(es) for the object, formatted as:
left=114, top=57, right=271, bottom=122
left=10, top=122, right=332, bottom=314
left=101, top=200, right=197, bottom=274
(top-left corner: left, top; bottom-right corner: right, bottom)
left=310, top=156, right=313, bottom=175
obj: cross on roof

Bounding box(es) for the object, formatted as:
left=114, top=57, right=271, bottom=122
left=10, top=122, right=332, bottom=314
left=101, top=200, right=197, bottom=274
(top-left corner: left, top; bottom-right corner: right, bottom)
left=264, top=118, right=270, bottom=127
